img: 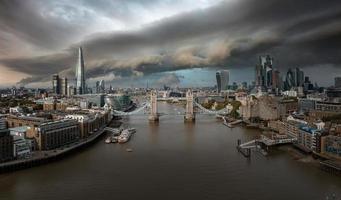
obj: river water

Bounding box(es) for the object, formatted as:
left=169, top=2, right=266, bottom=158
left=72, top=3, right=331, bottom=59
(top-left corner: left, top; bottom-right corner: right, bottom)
left=0, top=102, right=340, bottom=200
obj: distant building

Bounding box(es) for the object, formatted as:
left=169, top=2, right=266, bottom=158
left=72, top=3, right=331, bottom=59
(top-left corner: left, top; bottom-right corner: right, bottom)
left=67, top=85, right=76, bottom=97
left=240, top=96, right=298, bottom=121
left=216, top=70, right=229, bottom=93
left=105, top=94, right=132, bottom=111
left=77, top=94, right=105, bottom=108
left=52, top=74, right=60, bottom=95
left=96, top=80, right=105, bottom=93
left=60, top=77, right=68, bottom=96
left=255, top=55, right=273, bottom=90
left=52, top=75, right=68, bottom=96
left=76, top=47, right=86, bottom=95
left=285, top=68, right=304, bottom=90
left=335, top=77, right=341, bottom=88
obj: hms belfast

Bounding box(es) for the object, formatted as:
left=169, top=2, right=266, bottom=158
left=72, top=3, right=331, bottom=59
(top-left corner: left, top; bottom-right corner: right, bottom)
left=76, top=47, right=86, bottom=94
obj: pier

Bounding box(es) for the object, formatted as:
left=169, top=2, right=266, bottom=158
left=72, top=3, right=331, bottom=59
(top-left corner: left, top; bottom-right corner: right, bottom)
left=237, top=134, right=297, bottom=158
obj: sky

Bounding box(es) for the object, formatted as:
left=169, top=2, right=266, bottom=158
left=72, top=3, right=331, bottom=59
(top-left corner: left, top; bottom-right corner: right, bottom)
left=0, top=0, right=341, bottom=88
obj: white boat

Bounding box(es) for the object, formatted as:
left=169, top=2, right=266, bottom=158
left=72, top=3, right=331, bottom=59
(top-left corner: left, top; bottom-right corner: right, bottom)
left=105, top=137, right=112, bottom=144
left=118, top=129, right=133, bottom=144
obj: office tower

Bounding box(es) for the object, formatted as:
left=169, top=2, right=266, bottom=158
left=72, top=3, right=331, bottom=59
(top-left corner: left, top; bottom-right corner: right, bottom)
left=96, top=81, right=100, bottom=93
left=52, top=74, right=60, bottom=95
left=67, top=85, right=75, bottom=96
left=271, top=70, right=281, bottom=90
left=76, top=47, right=86, bottom=95
left=335, top=77, right=341, bottom=88
left=216, top=70, right=229, bottom=93
left=295, top=67, right=304, bottom=87
left=60, top=77, right=68, bottom=96
left=285, top=69, right=295, bottom=90
left=255, top=55, right=273, bottom=89
left=99, top=80, right=105, bottom=93
left=216, top=71, right=222, bottom=93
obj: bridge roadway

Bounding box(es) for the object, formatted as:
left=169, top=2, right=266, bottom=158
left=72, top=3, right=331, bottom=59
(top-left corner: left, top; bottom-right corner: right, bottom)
left=112, top=101, right=229, bottom=116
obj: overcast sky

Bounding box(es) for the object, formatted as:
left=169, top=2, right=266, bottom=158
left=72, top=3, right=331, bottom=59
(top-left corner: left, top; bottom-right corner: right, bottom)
left=0, top=0, right=341, bottom=88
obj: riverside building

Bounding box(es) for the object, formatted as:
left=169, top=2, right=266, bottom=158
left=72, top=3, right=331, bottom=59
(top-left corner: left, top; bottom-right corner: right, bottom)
left=36, top=120, right=80, bottom=150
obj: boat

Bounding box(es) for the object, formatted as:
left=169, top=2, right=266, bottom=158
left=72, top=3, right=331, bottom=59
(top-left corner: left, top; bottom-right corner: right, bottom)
left=118, top=129, right=133, bottom=144
left=112, top=128, right=123, bottom=136
left=105, top=137, right=112, bottom=144
left=128, top=128, right=136, bottom=134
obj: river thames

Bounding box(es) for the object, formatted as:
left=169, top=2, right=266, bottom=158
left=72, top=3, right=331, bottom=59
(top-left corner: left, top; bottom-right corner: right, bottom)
left=0, top=102, right=340, bottom=200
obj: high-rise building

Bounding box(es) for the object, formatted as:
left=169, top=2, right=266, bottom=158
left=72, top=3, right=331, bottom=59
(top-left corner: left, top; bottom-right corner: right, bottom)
left=60, top=77, right=68, bottom=96
left=295, top=67, right=304, bottom=87
left=99, top=80, right=105, bottom=93
left=255, top=55, right=273, bottom=90
left=335, top=77, right=341, bottom=88
left=96, top=80, right=105, bottom=93
left=285, top=68, right=304, bottom=90
left=52, top=74, right=60, bottom=95
left=76, top=47, right=86, bottom=95
left=216, top=70, right=229, bottom=93
left=285, top=69, right=295, bottom=90
left=271, top=70, right=281, bottom=90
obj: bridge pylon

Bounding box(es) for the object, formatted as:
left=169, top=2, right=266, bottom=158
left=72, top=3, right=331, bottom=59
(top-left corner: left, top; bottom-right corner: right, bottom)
left=148, top=90, right=159, bottom=122
left=184, top=89, right=195, bottom=123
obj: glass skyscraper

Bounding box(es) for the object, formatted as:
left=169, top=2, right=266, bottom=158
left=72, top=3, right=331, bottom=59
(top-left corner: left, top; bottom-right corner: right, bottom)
left=76, top=47, right=86, bottom=95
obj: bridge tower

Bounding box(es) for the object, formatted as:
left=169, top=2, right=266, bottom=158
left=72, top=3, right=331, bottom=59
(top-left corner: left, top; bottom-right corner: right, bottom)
left=148, top=90, right=159, bottom=122
left=184, top=89, right=195, bottom=122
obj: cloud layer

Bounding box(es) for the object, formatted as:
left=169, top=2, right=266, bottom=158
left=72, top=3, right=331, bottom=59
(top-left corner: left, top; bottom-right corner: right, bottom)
left=0, top=0, right=341, bottom=87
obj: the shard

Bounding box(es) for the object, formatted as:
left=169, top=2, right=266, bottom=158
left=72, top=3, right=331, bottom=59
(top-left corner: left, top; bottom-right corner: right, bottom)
left=76, top=47, right=86, bottom=94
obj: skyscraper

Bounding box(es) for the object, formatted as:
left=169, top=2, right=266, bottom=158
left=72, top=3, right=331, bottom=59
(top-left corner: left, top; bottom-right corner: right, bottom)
left=52, top=74, right=60, bottom=94
left=295, top=67, right=304, bottom=87
left=96, top=80, right=105, bottom=93
left=216, top=70, right=229, bottom=93
left=255, top=55, right=273, bottom=90
left=60, top=77, right=68, bottom=96
left=285, top=69, right=295, bottom=90
left=335, top=77, right=341, bottom=88
left=76, top=47, right=86, bottom=95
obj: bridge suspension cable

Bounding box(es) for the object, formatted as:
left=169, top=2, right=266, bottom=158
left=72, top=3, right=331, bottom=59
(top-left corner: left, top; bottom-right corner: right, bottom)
left=194, top=102, right=229, bottom=115
left=113, top=102, right=150, bottom=116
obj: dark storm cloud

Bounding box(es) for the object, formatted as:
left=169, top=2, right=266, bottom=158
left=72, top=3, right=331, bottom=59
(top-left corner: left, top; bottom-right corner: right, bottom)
left=0, top=0, right=88, bottom=51
left=0, top=0, right=341, bottom=85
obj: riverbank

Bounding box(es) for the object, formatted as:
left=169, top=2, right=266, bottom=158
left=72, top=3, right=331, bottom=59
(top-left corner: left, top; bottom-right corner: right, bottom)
left=0, top=125, right=108, bottom=174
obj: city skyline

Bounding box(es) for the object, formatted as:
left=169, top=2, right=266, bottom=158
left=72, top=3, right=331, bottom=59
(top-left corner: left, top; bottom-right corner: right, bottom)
left=0, top=0, right=340, bottom=88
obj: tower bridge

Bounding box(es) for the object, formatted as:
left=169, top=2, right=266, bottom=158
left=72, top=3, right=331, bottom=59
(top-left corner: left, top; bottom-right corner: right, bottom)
left=112, top=90, right=230, bottom=123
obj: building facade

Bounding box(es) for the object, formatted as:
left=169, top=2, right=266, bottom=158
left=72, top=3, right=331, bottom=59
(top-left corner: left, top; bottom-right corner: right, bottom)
left=321, top=135, right=341, bottom=160
left=216, top=70, right=229, bottom=93
left=0, top=129, right=14, bottom=163
left=36, top=120, right=80, bottom=150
